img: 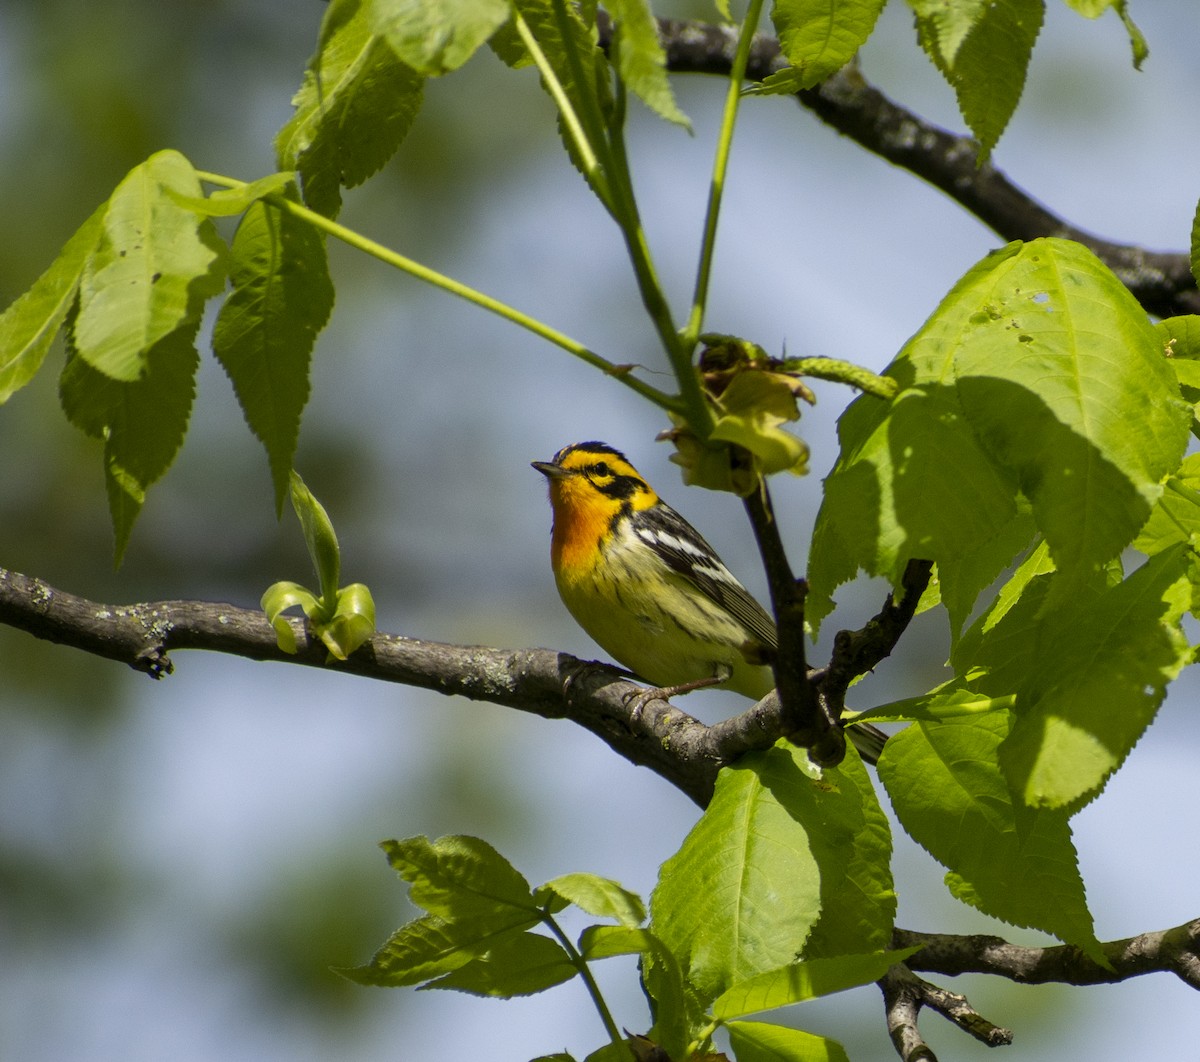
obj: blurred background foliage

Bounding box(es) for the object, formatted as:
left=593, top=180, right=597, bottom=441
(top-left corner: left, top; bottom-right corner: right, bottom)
left=1, top=1, right=1199, bottom=1059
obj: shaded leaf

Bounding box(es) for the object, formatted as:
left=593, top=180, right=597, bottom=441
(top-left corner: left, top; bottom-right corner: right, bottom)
left=213, top=195, right=335, bottom=512
left=60, top=321, right=200, bottom=564
left=276, top=0, right=424, bottom=216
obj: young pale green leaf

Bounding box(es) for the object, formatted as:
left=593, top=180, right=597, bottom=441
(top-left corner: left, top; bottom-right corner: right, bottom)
left=807, top=244, right=1027, bottom=632
left=424, top=931, right=576, bottom=997
left=712, top=948, right=919, bottom=1021
left=605, top=0, right=689, bottom=127
left=289, top=471, right=342, bottom=606
left=537, top=872, right=646, bottom=927
left=213, top=195, right=335, bottom=513
left=953, top=239, right=1191, bottom=604
left=0, top=204, right=104, bottom=404
left=709, top=371, right=811, bottom=478
left=260, top=580, right=321, bottom=653
left=651, top=743, right=893, bottom=1005
left=367, top=0, right=510, bottom=76
left=877, top=712, right=1102, bottom=958
left=997, top=547, right=1192, bottom=811
left=276, top=0, right=424, bottom=216
left=317, top=582, right=377, bottom=660
left=73, top=150, right=226, bottom=382
left=725, top=1020, right=850, bottom=1062
left=339, top=912, right=498, bottom=986
left=60, top=322, right=200, bottom=564
left=769, top=0, right=887, bottom=90
left=910, top=0, right=1043, bottom=158
left=382, top=835, right=540, bottom=923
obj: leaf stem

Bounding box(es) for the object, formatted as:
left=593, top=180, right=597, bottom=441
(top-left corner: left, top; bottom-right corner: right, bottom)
left=194, top=171, right=681, bottom=411
left=542, top=912, right=627, bottom=1053
left=513, top=9, right=612, bottom=210
left=682, top=0, right=765, bottom=352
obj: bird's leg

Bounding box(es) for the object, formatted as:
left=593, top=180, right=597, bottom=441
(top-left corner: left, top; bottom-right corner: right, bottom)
left=622, top=666, right=730, bottom=723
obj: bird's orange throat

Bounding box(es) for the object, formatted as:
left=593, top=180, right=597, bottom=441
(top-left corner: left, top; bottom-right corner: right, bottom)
left=548, top=477, right=617, bottom=575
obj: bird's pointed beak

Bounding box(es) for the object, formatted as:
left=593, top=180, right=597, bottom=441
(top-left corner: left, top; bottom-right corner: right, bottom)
left=531, top=460, right=569, bottom=480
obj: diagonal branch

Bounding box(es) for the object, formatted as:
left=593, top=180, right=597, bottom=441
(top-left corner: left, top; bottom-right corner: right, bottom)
left=0, top=566, right=780, bottom=806
left=897, top=919, right=1200, bottom=990
left=623, top=16, right=1200, bottom=319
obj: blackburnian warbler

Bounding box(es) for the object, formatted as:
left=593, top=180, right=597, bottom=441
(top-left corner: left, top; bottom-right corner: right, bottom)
left=533, top=441, right=886, bottom=763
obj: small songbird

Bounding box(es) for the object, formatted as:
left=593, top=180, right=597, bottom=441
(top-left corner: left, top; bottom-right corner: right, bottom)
left=533, top=441, right=886, bottom=763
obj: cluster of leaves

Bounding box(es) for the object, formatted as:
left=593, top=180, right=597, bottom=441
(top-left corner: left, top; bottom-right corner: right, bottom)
left=813, top=235, right=1200, bottom=960
left=0, top=0, right=1152, bottom=559
left=1, top=0, right=1197, bottom=1059
left=350, top=744, right=913, bottom=1062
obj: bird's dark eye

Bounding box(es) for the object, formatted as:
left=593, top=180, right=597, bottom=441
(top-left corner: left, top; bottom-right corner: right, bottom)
left=592, top=462, right=610, bottom=477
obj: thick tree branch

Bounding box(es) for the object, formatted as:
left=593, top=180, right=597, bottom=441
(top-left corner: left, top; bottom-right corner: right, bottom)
left=0, top=567, right=783, bottom=805
left=897, top=920, right=1200, bottom=990
left=619, top=16, right=1200, bottom=319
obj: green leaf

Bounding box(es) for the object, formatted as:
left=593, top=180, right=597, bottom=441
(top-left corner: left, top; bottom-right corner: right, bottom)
left=997, top=547, right=1192, bottom=811
left=289, top=471, right=343, bottom=606
left=953, top=239, right=1191, bottom=605
left=72, top=150, right=226, bottom=382
left=712, top=948, right=919, bottom=1021
left=605, top=0, right=689, bottom=126
left=213, top=194, right=335, bottom=513
left=768, top=0, right=887, bottom=91
left=367, top=0, right=510, bottom=76
left=60, top=321, right=200, bottom=564
left=169, top=172, right=298, bottom=217
left=808, top=244, right=1028, bottom=632
left=340, top=912, right=506, bottom=986
left=0, top=203, right=105, bottom=404
left=909, top=0, right=1043, bottom=157
left=725, top=1021, right=849, bottom=1062
left=276, top=0, right=425, bottom=216
left=382, top=835, right=540, bottom=923
left=424, top=932, right=576, bottom=997
left=650, top=743, right=893, bottom=1005
left=854, top=687, right=1016, bottom=724
left=877, top=712, right=1102, bottom=958
left=537, top=873, right=646, bottom=927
